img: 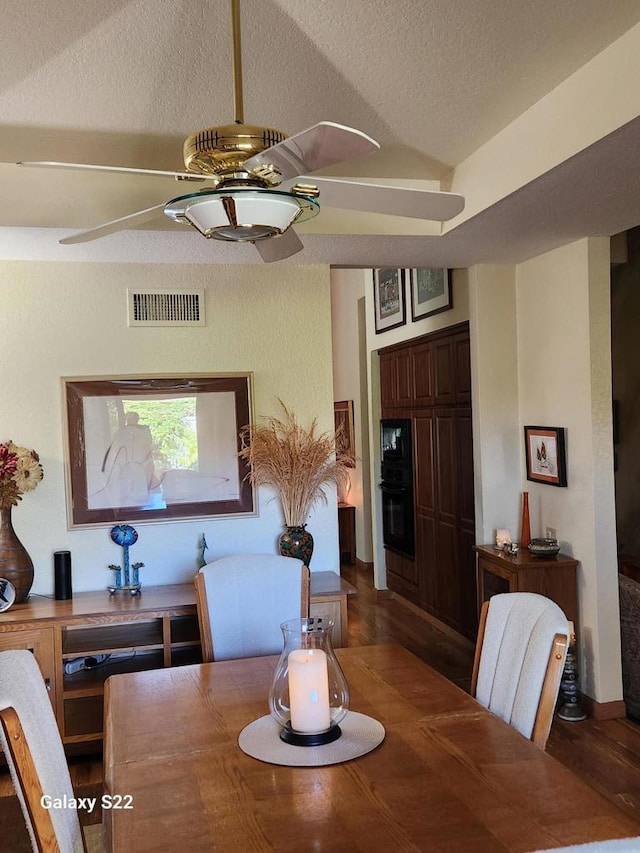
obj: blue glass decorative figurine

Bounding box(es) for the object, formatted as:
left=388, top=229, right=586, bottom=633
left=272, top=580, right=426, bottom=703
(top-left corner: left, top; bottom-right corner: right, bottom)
left=108, top=524, right=143, bottom=596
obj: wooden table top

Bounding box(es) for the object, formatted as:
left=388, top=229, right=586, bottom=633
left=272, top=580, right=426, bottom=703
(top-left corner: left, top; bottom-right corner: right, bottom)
left=103, top=644, right=639, bottom=852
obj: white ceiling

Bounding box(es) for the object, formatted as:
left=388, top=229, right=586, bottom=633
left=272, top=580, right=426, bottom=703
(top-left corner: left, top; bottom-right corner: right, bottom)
left=2, top=0, right=640, bottom=266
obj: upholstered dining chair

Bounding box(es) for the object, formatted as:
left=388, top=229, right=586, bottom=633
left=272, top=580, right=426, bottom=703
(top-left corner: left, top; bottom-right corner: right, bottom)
left=0, top=648, right=102, bottom=853
left=195, top=553, right=310, bottom=661
left=471, top=592, right=571, bottom=749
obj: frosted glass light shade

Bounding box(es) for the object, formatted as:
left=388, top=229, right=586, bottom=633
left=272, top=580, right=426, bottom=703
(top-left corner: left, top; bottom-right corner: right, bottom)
left=165, top=188, right=319, bottom=241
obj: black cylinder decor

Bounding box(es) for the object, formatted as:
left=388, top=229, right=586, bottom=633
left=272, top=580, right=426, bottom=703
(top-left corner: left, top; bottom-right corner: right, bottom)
left=54, top=550, right=72, bottom=600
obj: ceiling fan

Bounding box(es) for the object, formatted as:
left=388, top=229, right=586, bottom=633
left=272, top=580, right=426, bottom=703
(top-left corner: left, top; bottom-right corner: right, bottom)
left=18, top=0, right=465, bottom=262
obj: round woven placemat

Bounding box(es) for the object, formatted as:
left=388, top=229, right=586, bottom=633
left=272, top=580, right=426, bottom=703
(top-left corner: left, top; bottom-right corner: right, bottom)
left=238, top=711, right=385, bottom=766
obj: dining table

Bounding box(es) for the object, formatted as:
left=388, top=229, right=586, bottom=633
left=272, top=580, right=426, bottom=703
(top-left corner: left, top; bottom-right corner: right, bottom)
left=103, top=643, right=640, bottom=852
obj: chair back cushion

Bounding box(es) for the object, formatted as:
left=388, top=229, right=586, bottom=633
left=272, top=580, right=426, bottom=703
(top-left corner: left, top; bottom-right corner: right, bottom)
left=0, top=648, right=84, bottom=853
left=475, top=592, right=570, bottom=739
left=199, top=554, right=306, bottom=660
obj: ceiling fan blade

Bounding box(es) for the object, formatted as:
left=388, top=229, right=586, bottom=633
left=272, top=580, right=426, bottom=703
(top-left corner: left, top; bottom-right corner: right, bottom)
left=59, top=203, right=168, bottom=244
left=291, top=176, right=465, bottom=221
left=17, top=161, right=208, bottom=182
left=255, top=228, right=303, bottom=262
left=244, top=122, right=379, bottom=181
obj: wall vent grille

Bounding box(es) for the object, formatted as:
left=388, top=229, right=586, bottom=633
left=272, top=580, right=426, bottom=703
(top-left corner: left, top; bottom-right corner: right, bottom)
left=127, top=289, right=205, bottom=326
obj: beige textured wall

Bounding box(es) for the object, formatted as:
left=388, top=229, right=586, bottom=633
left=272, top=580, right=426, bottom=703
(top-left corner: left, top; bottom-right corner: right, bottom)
left=468, top=264, right=521, bottom=545
left=0, top=261, right=338, bottom=594
left=516, top=238, right=621, bottom=702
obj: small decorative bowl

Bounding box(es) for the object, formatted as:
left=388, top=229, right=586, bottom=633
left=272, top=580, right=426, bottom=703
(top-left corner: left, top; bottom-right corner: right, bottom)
left=528, top=538, right=561, bottom=557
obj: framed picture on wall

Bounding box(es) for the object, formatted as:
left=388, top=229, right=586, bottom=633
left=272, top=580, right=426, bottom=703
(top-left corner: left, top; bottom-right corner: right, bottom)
left=409, top=267, right=452, bottom=321
left=62, top=373, right=255, bottom=527
left=524, top=425, right=567, bottom=487
left=373, top=268, right=406, bottom=333
left=334, top=400, right=355, bottom=467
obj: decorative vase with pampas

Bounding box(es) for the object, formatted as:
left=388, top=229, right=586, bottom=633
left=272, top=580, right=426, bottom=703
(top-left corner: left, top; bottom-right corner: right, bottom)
left=239, top=400, right=354, bottom=566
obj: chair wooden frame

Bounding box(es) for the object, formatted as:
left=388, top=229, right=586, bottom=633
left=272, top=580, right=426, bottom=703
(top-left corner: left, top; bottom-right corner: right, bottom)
left=471, top=599, right=570, bottom=749
left=0, top=706, right=89, bottom=853
left=195, top=561, right=310, bottom=662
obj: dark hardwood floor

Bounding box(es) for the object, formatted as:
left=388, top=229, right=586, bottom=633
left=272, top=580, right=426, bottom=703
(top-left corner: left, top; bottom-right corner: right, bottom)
left=3, top=562, right=640, bottom=833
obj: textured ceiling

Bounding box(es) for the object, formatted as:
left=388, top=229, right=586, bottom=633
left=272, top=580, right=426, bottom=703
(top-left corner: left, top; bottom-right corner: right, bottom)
left=2, top=0, right=640, bottom=265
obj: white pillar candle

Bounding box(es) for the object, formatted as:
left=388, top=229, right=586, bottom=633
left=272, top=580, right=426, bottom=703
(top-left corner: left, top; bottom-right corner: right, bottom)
left=288, top=648, right=331, bottom=733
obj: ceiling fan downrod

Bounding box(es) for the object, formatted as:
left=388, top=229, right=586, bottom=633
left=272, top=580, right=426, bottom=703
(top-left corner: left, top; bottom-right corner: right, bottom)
left=181, top=0, right=287, bottom=181
left=231, top=0, right=244, bottom=124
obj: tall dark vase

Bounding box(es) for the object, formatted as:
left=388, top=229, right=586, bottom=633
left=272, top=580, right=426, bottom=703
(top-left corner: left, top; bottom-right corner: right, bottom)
left=279, top=525, right=314, bottom=567
left=0, top=506, right=34, bottom=603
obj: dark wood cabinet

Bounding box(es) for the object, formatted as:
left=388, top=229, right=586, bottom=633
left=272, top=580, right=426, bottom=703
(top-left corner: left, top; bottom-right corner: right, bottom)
left=473, top=545, right=578, bottom=626
left=380, top=323, right=476, bottom=639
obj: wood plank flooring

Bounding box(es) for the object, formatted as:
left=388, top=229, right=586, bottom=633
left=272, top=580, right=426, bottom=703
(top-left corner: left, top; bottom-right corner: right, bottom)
left=3, top=562, right=640, bottom=833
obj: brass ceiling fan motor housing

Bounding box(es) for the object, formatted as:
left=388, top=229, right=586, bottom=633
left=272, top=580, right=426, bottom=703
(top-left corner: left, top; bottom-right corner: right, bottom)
left=183, top=123, right=288, bottom=185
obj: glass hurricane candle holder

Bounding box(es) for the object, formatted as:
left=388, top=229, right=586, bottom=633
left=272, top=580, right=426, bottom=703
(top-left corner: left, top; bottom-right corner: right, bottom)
left=268, top=616, right=349, bottom=746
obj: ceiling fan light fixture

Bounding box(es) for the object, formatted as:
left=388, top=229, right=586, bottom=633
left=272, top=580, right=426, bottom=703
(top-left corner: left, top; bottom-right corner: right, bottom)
left=164, top=188, right=319, bottom=242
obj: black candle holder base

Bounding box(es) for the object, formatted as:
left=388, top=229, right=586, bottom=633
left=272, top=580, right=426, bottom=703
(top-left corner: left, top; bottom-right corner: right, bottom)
left=279, top=722, right=342, bottom=747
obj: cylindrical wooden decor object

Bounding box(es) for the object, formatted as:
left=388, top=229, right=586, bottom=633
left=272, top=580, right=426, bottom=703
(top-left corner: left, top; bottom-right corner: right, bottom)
left=520, top=492, right=531, bottom=548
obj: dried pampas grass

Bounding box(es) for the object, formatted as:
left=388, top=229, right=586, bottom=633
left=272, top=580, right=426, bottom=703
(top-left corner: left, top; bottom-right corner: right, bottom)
left=239, top=399, right=354, bottom=527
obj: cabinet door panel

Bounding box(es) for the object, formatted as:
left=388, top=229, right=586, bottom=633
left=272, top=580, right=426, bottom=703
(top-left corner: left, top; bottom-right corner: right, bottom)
left=434, top=338, right=455, bottom=404
left=414, top=412, right=435, bottom=513
left=435, top=411, right=456, bottom=521
left=380, top=353, right=397, bottom=408
left=412, top=343, right=433, bottom=406
left=455, top=408, right=475, bottom=528
left=436, top=520, right=459, bottom=628
left=416, top=513, right=437, bottom=612
left=386, top=548, right=418, bottom=589
left=454, top=333, right=472, bottom=404
left=395, top=350, right=413, bottom=407
left=458, top=526, right=478, bottom=639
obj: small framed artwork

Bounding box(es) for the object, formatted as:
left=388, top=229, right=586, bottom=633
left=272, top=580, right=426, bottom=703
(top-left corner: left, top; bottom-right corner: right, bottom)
left=410, top=267, right=452, bottom=321
left=334, top=400, right=355, bottom=467
left=524, top=425, right=567, bottom=487
left=373, top=268, right=406, bottom=334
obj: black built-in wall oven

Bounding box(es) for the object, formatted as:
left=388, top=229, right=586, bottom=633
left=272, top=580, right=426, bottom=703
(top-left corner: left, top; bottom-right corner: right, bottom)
left=380, top=419, right=414, bottom=559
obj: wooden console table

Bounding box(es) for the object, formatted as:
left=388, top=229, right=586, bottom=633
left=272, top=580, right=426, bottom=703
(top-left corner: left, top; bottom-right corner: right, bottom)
left=0, top=571, right=355, bottom=747
left=474, top=544, right=578, bottom=625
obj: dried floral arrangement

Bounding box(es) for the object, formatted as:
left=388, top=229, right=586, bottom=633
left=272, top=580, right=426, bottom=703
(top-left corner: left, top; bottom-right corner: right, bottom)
left=0, top=441, right=44, bottom=509
left=239, top=400, right=354, bottom=527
